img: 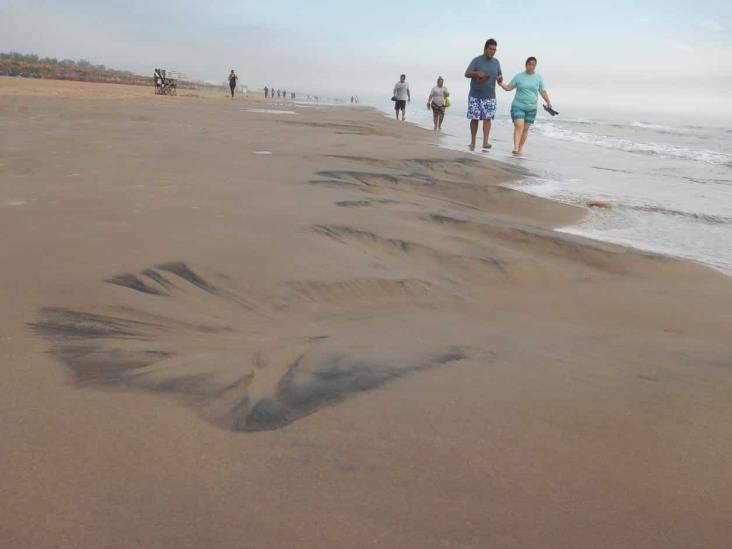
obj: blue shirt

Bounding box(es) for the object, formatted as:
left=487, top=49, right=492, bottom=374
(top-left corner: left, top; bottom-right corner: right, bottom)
left=509, top=72, right=545, bottom=111
left=466, top=55, right=502, bottom=100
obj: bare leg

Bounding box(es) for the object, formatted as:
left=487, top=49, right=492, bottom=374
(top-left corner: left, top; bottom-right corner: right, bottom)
left=438, top=111, right=445, bottom=131
left=401, top=107, right=406, bottom=121
left=512, top=118, right=524, bottom=155
left=518, top=123, right=531, bottom=154
left=395, top=109, right=399, bottom=121
left=433, top=109, right=439, bottom=131
left=482, top=119, right=492, bottom=149
left=469, top=119, right=478, bottom=150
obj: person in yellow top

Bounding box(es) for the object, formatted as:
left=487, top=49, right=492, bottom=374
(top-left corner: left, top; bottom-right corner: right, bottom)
left=427, top=76, right=450, bottom=131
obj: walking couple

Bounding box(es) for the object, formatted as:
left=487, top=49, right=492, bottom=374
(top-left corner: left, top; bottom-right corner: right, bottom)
left=466, top=38, right=555, bottom=156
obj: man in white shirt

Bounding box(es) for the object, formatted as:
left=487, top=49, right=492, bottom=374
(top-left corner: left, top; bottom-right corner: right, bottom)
left=393, top=74, right=411, bottom=121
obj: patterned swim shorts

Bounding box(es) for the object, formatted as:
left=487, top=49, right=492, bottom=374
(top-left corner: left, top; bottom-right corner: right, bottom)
left=467, top=96, right=497, bottom=121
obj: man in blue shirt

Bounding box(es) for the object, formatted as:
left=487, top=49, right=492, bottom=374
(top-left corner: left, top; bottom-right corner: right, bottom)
left=465, top=38, right=503, bottom=151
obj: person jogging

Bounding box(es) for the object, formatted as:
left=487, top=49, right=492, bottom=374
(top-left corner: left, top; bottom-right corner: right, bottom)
left=228, top=70, right=238, bottom=99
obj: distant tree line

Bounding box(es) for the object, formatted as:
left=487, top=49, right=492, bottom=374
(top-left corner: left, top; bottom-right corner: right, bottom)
left=0, top=52, right=226, bottom=92
left=0, top=52, right=127, bottom=73
left=0, top=51, right=148, bottom=84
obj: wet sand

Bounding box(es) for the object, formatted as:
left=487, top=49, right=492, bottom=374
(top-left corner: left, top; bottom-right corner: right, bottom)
left=2, top=77, right=732, bottom=548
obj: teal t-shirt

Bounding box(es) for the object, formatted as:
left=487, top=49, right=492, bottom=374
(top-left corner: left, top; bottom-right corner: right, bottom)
left=509, top=72, right=545, bottom=111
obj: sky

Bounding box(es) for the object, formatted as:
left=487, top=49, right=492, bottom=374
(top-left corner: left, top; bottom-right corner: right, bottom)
left=1, top=0, right=731, bottom=118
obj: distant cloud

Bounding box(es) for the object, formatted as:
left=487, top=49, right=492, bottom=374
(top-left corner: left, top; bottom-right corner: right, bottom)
left=662, top=38, right=695, bottom=53
left=698, top=19, right=722, bottom=32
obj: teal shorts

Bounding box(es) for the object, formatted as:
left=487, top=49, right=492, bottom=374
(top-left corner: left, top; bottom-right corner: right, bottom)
left=511, top=106, right=537, bottom=125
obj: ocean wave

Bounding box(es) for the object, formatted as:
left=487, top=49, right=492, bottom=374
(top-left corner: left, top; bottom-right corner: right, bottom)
left=592, top=165, right=634, bottom=174
left=683, top=176, right=732, bottom=187
left=627, top=121, right=691, bottom=136
left=561, top=118, right=675, bottom=132
left=629, top=121, right=675, bottom=131
left=680, top=123, right=732, bottom=134
left=627, top=205, right=732, bottom=225
left=509, top=178, right=732, bottom=226
left=535, top=123, right=732, bottom=166
left=561, top=117, right=595, bottom=125
left=557, top=118, right=726, bottom=139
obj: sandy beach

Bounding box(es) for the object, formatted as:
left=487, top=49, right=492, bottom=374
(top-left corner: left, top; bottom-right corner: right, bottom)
left=2, top=77, right=732, bottom=548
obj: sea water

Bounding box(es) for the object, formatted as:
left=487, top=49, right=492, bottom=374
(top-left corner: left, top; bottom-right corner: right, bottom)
left=376, top=103, right=732, bottom=274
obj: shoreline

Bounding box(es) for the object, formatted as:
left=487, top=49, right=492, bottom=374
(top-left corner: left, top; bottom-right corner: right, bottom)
left=373, top=103, right=732, bottom=276
left=3, top=77, right=732, bottom=548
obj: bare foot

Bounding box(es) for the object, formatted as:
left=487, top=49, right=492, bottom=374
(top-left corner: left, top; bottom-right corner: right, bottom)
left=512, top=150, right=521, bottom=156
left=482, top=143, right=492, bottom=150
left=469, top=143, right=476, bottom=151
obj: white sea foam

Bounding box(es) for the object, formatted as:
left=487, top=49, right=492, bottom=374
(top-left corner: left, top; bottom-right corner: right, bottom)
left=244, top=109, right=297, bottom=115
left=373, top=102, right=732, bottom=275
left=534, top=123, right=732, bottom=166
left=629, top=121, right=676, bottom=131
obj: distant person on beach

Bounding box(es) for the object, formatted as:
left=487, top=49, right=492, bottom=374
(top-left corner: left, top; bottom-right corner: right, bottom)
left=465, top=38, right=503, bottom=151
left=277, top=89, right=281, bottom=98
left=499, top=56, right=553, bottom=156
left=283, top=90, right=287, bottom=100
left=264, top=86, right=269, bottom=98
left=393, top=74, right=411, bottom=121
left=427, top=76, right=450, bottom=131
left=228, top=70, right=238, bottom=98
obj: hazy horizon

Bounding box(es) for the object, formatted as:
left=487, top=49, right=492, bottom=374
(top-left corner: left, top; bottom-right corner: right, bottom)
left=2, top=0, right=730, bottom=120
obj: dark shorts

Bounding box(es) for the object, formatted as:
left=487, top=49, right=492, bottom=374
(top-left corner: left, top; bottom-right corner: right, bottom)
left=431, top=102, right=445, bottom=114
left=395, top=99, right=407, bottom=111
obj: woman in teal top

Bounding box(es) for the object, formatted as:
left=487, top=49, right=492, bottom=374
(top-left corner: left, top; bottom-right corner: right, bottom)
left=500, top=57, right=554, bottom=156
